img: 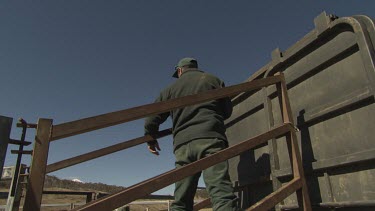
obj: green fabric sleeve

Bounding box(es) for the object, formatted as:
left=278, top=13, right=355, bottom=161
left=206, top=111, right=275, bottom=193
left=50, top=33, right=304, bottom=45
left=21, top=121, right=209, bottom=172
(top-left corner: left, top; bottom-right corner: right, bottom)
left=144, top=92, right=170, bottom=136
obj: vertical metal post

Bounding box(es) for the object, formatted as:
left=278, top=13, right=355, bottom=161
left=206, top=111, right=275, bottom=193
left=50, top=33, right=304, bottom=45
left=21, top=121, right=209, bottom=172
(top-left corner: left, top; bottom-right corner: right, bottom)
left=324, top=172, right=334, bottom=202
left=10, top=119, right=28, bottom=198
left=5, top=166, right=16, bottom=210
left=276, top=73, right=312, bottom=211
left=86, top=193, right=93, bottom=203
left=0, top=115, right=13, bottom=177
left=6, top=164, right=26, bottom=211
left=23, top=118, right=53, bottom=211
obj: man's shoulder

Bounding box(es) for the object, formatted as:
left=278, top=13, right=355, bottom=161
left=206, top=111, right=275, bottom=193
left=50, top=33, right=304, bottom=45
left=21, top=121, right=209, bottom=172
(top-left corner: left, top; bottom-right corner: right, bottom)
left=159, top=80, right=179, bottom=99
left=202, top=71, right=221, bottom=81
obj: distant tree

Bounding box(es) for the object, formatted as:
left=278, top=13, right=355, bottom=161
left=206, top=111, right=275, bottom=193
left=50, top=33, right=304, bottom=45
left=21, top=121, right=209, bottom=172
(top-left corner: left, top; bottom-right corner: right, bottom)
left=44, top=175, right=124, bottom=193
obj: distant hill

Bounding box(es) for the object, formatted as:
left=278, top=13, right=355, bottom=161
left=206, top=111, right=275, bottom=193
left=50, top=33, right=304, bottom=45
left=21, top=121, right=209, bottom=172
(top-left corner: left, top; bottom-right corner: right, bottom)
left=0, top=175, right=124, bottom=193
left=44, top=175, right=126, bottom=193
left=0, top=175, right=208, bottom=198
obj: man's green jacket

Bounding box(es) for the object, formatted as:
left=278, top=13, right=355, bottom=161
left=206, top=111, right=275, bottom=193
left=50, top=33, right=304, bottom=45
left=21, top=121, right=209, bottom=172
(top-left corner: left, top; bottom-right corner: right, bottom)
left=144, top=69, right=233, bottom=151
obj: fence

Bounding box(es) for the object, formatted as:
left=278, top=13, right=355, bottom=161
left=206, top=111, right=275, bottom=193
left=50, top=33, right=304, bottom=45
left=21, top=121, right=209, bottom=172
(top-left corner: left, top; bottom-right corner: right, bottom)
left=3, top=73, right=311, bottom=210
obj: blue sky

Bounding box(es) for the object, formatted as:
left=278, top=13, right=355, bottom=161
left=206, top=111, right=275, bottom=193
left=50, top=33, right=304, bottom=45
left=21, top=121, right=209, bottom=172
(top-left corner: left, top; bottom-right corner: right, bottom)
left=1, top=1, right=374, bottom=195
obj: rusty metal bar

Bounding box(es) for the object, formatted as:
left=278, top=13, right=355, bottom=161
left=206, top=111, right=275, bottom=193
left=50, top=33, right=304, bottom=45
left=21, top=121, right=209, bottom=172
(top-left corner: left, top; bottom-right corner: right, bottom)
left=52, top=76, right=283, bottom=141
left=46, top=128, right=172, bottom=173
left=262, top=86, right=283, bottom=211
left=9, top=139, right=32, bottom=146
left=247, top=178, right=302, bottom=211
left=16, top=122, right=38, bottom=128
left=276, top=73, right=312, bottom=211
left=193, top=198, right=211, bottom=211
left=72, top=123, right=293, bottom=211
left=23, top=119, right=53, bottom=211
left=11, top=150, right=33, bottom=155
left=16, top=122, right=37, bottom=129
left=193, top=176, right=270, bottom=210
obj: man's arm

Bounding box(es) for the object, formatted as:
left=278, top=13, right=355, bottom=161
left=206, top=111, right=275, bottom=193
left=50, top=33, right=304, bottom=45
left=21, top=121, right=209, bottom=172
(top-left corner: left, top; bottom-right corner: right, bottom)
left=144, top=93, right=170, bottom=155
left=220, top=81, right=233, bottom=120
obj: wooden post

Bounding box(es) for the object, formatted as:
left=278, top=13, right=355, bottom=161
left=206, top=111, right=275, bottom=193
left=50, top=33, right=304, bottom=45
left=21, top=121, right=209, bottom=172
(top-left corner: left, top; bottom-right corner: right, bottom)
left=23, top=119, right=53, bottom=211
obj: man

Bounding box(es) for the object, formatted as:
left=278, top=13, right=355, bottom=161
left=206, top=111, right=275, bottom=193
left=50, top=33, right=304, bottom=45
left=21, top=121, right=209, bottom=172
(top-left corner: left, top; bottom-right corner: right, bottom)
left=144, top=58, right=239, bottom=211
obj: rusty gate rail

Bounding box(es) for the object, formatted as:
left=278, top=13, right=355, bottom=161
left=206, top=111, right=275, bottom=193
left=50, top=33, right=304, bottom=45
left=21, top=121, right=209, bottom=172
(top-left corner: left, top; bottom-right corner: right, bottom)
left=23, top=73, right=311, bottom=211
left=72, top=124, right=293, bottom=210
left=46, top=128, right=173, bottom=173
left=51, top=75, right=282, bottom=141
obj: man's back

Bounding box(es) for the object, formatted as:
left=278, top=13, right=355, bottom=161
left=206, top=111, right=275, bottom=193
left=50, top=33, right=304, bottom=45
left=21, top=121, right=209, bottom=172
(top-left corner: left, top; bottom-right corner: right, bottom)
left=145, top=69, right=232, bottom=150
left=144, top=58, right=240, bottom=211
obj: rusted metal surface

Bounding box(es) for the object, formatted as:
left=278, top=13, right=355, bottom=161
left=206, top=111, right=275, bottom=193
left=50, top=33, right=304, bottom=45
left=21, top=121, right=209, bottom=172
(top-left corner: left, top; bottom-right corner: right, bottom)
left=46, top=128, right=172, bottom=173
left=8, top=139, right=31, bottom=146
left=22, top=75, right=310, bottom=210
left=263, top=86, right=283, bottom=210
left=247, top=178, right=302, bottom=211
left=16, top=119, right=37, bottom=129
left=277, top=73, right=312, bottom=211
left=23, top=119, right=53, bottom=211
left=227, top=13, right=375, bottom=209
left=52, top=75, right=283, bottom=141
left=72, top=124, right=292, bottom=211
left=11, top=150, right=33, bottom=155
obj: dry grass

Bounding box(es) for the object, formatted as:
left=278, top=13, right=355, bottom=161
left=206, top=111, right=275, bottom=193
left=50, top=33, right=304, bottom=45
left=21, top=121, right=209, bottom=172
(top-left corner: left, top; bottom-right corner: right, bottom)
left=1, top=188, right=87, bottom=211
left=1, top=188, right=212, bottom=211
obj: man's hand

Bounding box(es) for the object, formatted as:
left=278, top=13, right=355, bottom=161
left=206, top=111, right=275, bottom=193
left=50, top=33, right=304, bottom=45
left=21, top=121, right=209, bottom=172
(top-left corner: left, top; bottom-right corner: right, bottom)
left=147, top=140, right=161, bottom=156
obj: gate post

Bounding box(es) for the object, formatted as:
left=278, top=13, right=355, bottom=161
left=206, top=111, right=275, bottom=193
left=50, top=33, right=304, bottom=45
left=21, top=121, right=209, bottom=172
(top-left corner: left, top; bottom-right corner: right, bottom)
left=24, top=118, right=53, bottom=211
left=276, top=73, right=312, bottom=211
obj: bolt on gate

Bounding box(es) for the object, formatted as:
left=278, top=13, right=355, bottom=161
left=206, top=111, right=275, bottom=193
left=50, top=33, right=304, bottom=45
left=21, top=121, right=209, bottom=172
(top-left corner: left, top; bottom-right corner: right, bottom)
left=21, top=72, right=311, bottom=211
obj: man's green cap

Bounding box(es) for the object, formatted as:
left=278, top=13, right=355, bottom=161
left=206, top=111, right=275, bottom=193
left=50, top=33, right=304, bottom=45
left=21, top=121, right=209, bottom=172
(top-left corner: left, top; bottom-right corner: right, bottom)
left=172, top=57, right=198, bottom=78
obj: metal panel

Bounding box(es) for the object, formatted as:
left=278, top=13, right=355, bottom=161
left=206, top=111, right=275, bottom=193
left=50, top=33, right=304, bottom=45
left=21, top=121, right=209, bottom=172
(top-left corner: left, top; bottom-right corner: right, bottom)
left=0, top=116, right=12, bottom=177
left=226, top=12, right=375, bottom=209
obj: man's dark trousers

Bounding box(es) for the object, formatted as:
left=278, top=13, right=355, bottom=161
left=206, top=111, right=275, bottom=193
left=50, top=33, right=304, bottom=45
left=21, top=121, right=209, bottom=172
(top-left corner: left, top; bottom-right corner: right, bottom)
left=171, top=138, right=239, bottom=211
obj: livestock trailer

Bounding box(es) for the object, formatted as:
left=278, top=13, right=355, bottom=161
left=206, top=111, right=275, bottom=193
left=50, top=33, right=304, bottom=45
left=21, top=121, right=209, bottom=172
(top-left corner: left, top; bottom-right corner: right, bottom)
left=226, top=12, right=375, bottom=210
